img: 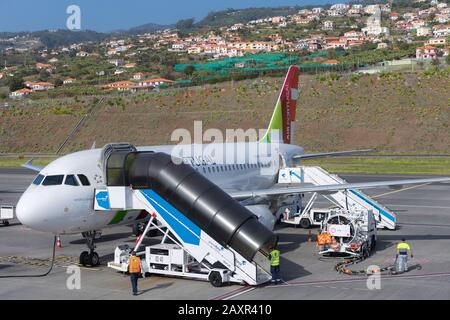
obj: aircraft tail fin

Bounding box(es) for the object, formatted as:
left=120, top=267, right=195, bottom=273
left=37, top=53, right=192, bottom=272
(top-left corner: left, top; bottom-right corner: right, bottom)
left=259, top=65, right=299, bottom=145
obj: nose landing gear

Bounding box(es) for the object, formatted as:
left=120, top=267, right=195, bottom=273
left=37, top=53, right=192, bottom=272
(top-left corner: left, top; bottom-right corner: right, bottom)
left=80, top=231, right=101, bottom=267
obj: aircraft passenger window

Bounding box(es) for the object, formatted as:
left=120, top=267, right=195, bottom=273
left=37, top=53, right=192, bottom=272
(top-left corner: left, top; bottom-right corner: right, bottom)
left=42, top=175, right=64, bottom=186
left=208, top=167, right=211, bottom=173
left=65, top=175, right=79, bottom=186
left=78, top=174, right=91, bottom=186
left=32, top=174, right=45, bottom=185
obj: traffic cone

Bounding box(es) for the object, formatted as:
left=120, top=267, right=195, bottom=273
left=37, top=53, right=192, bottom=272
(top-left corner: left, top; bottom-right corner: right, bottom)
left=56, top=236, right=62, bottom=248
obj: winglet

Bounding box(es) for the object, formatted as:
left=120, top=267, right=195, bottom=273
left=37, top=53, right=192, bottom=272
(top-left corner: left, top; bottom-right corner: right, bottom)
left=22, top=159, right=44, bottom=172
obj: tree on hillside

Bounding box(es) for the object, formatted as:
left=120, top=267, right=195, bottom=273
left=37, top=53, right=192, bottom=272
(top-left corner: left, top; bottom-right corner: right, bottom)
left=176, top=18, right=195, bottom=31
left=183, top=65, right=196, bottom=77
left=431, top=58, right=440, bottom=67
left=8, top=76, right=24, bottom=92
left=54, top=78, right=63, bottom=87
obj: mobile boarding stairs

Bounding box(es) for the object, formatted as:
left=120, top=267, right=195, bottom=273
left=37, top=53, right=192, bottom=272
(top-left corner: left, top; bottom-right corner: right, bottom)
left=279, top=166, right=396, bottom=230
left=94, top=147, right=276, bottom=287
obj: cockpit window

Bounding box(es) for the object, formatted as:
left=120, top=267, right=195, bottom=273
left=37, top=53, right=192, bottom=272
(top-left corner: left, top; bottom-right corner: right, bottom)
left=65, top=175, right=79, bottom=186
left=42, top=175, right=64, bottom=186
left=32, top=174, right=45, bottom=185
left=77, top=174, right=90, bottom=186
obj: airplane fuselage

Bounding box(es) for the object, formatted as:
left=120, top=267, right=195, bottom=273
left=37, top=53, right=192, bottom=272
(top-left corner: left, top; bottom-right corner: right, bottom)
left=16, top=142, right=304, bottom=234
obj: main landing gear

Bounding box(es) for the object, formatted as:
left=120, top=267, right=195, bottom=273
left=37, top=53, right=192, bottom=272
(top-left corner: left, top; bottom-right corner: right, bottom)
left=79, top=231, right=101, bottom=267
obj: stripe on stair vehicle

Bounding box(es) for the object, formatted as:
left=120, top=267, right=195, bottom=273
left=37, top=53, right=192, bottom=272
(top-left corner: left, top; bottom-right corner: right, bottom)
left=140, top=189, right=201, bottom=245
left=349, top=189, right=396, bottom=224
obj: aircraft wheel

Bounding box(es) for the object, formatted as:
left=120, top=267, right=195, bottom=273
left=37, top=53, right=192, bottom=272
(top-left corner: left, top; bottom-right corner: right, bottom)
left=89, top=252, right=100, bottom=266
left=362, top=245, right=370, bottom=259
left=209, top=271, right=223, bottom=287
left=79, top=251, right=89, bottom=266
left=370, top=236, right=377, bottom=251
left=299, top=218, right=311, bottom=229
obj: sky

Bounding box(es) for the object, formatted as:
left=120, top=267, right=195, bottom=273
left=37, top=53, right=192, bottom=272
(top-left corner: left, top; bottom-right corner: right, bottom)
left=0, top=0, right=338, bottom=32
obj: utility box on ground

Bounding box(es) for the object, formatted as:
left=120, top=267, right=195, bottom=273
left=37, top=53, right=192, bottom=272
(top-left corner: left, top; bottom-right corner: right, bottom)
left=0, top=205, right=14, bottom=226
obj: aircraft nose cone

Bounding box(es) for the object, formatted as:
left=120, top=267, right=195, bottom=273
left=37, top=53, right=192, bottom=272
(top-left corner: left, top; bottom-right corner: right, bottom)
left=16, top=189, right=50, bottom=231
left=16, top=191, right=36, bottom=228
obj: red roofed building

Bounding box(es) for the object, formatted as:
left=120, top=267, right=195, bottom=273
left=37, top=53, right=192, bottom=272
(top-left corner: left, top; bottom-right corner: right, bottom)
left=390, top=12, right=400, bottom=21
left=132, top=72, right=146, bottom=80
left=23, top=81, right=54, bottom=91
left=323, top=59, right=339, bottom=65
left=138, top=78, right=175, bottom=87
left=103, top=80, right=153, bottom=92
left=35, top=63, right=53, bottom=70
left=10, top=88, right=33, bottom=97
left=416, top=45, right=440, bottom=59
left=432, top=24, right=450, bottom=37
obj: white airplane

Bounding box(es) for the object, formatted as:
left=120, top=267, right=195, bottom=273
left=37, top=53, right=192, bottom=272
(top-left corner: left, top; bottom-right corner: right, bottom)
left=16, top=66, right=450, bottom=266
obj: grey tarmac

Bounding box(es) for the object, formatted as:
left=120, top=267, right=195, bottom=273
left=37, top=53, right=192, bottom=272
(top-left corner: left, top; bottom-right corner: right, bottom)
left=1, top=168, right=450, bottom=299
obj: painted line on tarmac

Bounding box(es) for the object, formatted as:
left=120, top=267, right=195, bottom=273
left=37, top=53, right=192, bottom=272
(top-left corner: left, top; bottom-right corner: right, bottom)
left=399, top=222, right=450, bottom=228
left=385, top=204, right=450, bottom=209
left=222, top=287, right=256, bottom=300
left=263, top=271, right=450, bottom=289
left=372, top=183, right=430, bottom=199
left=210, top=285, right=254, bottom=300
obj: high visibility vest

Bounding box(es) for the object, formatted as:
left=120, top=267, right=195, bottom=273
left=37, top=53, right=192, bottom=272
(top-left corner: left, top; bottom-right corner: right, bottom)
left=317, top=233, right=332, bottom=245
left=270, top=250, right=280, bottom=267
left=129, top=256, right=141, bottom=273
left=397, top=242, right=411, bottom=254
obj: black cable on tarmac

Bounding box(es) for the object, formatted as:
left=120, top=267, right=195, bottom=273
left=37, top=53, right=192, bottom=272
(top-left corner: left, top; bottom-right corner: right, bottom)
left=334, top=255, right=422, bottom=276
left=0, top=236, right=56, bottom=278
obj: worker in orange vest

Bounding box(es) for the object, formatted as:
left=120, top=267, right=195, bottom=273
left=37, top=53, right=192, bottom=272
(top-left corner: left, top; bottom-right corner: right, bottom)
left=128, top=251, right=141, bottom=296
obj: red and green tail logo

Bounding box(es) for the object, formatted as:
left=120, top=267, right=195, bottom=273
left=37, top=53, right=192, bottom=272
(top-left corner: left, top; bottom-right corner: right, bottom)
left=260, top=65, right=299, bottom=145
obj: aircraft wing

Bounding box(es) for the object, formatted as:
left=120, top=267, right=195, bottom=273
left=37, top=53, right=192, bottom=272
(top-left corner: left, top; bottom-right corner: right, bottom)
left=21, top=159, right=43, bottom=172
left=230, top=177, right=450, bottom=199
left=294, top=149, right=372, bottom=160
